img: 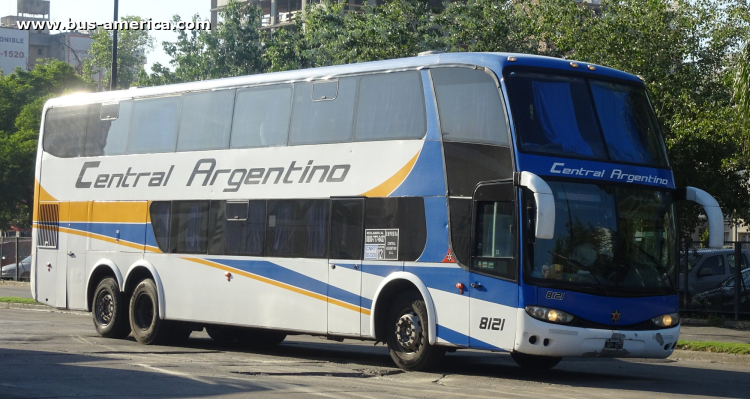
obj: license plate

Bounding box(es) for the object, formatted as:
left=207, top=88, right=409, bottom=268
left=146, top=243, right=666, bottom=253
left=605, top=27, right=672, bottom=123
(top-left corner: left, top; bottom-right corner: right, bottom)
left=604, top=339, right=624, bottom=350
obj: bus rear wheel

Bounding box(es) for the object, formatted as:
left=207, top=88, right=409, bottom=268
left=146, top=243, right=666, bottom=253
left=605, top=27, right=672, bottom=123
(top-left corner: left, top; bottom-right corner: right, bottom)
left=129, top=279, right=173, bottom=345
left=92, top=277, right=131, bottom=339
left=511, top=351, right=562, bottom=369
left=385, top=292, right=444, bottom=371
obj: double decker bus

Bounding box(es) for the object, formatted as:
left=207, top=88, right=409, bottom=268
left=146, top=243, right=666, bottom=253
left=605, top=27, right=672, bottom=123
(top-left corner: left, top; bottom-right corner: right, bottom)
left=32, top=52, right=723, bottom=370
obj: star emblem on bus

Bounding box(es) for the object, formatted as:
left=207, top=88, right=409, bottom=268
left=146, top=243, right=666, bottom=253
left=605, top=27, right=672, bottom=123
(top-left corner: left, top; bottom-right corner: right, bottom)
left=611, top=310, right=621, bottom=323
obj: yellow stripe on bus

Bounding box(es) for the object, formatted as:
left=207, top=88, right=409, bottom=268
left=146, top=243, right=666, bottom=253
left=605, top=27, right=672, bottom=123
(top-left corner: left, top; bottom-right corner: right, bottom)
left=183, top=257, right=371, bottom=316
left=360, top=150, right=420, bottom=197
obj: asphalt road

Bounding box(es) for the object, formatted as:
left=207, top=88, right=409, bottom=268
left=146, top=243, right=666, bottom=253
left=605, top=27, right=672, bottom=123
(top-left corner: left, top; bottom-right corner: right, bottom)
left=0, top=283, right=32, bottom=299
left=1, top=309, right=749, bottom=398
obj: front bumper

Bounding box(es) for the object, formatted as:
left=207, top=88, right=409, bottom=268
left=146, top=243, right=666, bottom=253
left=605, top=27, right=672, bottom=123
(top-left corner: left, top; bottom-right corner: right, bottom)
left=513, top=310, right=679, bottom=358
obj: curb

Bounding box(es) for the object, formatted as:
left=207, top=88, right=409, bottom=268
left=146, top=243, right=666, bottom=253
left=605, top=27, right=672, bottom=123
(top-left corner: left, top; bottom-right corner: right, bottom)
left=670, top=349, right=750, bottom=367
left=683, top=318, right=750, bottom=330
left=0, top=302, right=89, bottom=315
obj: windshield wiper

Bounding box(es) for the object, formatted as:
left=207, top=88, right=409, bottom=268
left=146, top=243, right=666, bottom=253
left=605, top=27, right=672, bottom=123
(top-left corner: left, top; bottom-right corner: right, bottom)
left=548, top=251, right=611, bottom=297
left=632, top=243, right=675, bottom=289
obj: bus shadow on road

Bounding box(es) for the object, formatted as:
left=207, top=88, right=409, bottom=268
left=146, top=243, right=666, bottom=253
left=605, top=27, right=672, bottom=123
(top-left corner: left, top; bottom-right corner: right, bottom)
left=0, top=347, right=279, bottom=398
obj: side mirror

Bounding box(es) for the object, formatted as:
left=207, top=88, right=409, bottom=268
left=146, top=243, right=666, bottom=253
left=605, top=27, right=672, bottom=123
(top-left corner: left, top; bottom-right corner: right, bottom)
left=516, top=172, right=555, bottom=240
left=697, top=268, right=714, bottom=277
left=676, top=187, right=724, bottom=249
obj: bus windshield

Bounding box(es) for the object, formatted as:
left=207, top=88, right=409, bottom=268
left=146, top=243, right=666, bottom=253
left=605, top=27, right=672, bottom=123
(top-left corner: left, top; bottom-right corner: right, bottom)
left=524, top=181, right=676, bottom=295
left=506, top=71, right=668, bottom=166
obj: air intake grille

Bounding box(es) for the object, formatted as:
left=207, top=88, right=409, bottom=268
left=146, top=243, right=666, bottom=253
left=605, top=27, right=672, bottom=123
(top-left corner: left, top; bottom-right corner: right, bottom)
left=36, top=204, right=59, bottom=248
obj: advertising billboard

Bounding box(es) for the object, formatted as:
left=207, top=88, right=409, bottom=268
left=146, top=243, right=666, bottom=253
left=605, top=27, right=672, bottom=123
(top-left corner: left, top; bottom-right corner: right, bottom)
left=66, top=34, right=93, bottom=72
left=0, top=28, right=29, bottom=74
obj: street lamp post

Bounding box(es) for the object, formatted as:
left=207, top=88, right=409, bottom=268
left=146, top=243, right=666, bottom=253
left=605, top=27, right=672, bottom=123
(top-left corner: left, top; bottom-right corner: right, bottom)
left=110, top=0, right=119, bottom=91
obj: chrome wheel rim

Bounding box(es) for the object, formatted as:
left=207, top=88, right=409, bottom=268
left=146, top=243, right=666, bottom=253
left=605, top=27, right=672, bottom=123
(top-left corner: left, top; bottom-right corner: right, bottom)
left=94, top=291, right=114, bottom=327
left=395, top=311, right=422, bottom=352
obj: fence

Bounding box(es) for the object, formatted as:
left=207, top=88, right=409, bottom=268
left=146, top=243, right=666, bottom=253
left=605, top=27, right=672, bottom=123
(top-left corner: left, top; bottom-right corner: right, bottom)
left=677, top=239, right=750, bottom=321
left=0, top=236, right=32, bottom=281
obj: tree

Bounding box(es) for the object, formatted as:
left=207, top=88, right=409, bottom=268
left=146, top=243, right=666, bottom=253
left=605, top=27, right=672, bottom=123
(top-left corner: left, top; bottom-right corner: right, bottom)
left=0, top=60, right=90, bottom=229
left=138, top=1, right=265, bottom=86
left=736, top=42, right=750, bottom=133
left=83, top=15, right=155, bottom=90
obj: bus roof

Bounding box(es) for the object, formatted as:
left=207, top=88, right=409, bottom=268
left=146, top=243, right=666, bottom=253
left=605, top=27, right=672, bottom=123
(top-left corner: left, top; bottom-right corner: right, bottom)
left=47, top=52, right=644, bottom=107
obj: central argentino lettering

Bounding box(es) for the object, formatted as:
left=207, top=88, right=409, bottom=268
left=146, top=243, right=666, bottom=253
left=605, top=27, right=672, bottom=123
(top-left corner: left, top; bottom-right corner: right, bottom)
left=75, top=162, right=174, bottom=189
left=188, top=158, right=351, bottom=192
left=549, top=162, right=668, bottom=186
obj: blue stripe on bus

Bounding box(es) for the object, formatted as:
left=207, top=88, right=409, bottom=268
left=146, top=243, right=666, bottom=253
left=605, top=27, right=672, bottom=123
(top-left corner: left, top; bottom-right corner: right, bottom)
left=437, top=324, right=504, bottom=351
left=404, top=265, right=469, bottom=296
left=421, top=69, right=440, bottom=141
left=416, top=197, right=450, bottom=262
left=390, top=140, right=446, bottom=197
left=360, top=263, right=403, bottom=277
left=69, top=222, right=146, bottom=246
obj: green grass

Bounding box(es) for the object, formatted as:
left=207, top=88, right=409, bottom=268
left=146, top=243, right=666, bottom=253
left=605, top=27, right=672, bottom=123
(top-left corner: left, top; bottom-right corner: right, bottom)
left=676, top=340, right=750, bottom=355
left=0, top=296, right=40, bottom=305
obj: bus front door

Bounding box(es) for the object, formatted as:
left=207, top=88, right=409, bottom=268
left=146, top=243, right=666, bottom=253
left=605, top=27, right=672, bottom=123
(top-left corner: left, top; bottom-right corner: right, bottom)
left=469, top=181, right=519, bottom=351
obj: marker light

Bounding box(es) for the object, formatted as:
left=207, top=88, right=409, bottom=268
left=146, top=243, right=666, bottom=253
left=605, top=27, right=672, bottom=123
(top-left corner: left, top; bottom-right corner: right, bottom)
left=525, top=306, right=574, bottom=324
left=652, top=313, right=679, bottom=328
left=587, top=65, right=596, bottom=71
left=507, top=56, right=517, bottom=62
left=570, top=62, right=579, bottom=68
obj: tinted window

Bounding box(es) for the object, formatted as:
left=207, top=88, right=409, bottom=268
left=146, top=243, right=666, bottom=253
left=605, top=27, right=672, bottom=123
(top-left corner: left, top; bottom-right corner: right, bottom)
left=474, top=201, right=516, bottom=279
left=178, top=90, right=235, bottom=151
left=330, top=199, right=364, bottom=260
left=506, top=72, right=606, bottom=158
left=432, top=68, right=509, bottom=146
left=208, top=200, right=265, bottom=256
left=289, top=79, right=357, bottom=145
left=590, top=81, right=667, bottom=165
left=231, top=84, right=292, bottom=148
left=449, top=198, right=472, bottom=266
left=129, top=96, right=181, bottom=154
left=170, top=200, right=209, bottom=254
left=149, top=201, right=171, bottom=252
left=698, top=255, right=724, bottom=276
left=43, top=105, right=88, bottom=157
left=266, top=199, right=329, bottom=258
left=85, top=101, right=132, bottom=156
left=354, top=72, right=426, bottom=141
left=364, top=197, right=426, bottom=261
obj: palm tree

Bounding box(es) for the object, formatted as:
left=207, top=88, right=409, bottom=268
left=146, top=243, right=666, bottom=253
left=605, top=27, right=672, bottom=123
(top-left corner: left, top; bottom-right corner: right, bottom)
left=736, top=42, right=750, bottom=132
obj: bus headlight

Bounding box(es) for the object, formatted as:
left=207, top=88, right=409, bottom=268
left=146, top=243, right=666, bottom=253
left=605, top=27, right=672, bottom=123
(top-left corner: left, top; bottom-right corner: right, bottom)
left=652, top=313, right=679, bottom=328
left=525, top=306, right=574, bottom=324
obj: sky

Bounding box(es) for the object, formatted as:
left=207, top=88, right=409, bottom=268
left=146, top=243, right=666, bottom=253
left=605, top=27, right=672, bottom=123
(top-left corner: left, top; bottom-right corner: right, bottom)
left=0, top=0, right=210, bottom=71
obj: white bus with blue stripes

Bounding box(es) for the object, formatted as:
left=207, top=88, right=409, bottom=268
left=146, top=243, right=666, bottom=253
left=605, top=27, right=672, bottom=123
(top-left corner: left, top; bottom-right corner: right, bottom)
left=32, top=52, right=724, bottom=370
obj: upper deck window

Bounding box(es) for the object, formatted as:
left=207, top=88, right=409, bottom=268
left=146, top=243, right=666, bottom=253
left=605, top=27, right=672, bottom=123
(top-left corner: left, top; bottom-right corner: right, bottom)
left=506, top=71, right=668, bottom=166
left=432, top=68, right=509, bottom=146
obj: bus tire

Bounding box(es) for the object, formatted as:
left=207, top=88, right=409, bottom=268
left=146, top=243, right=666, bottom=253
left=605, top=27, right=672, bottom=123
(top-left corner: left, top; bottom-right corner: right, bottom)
left=385, top=292, right=445, bottom=371
left=92, top=277, right=131, bottom=339
left=129, top=278, right=170, bottom=345
left=511, top=351, right=562, bottom=369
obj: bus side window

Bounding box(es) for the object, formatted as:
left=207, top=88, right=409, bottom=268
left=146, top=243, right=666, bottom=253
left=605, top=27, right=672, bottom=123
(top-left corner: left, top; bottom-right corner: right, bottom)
left=354, top=71, right=426, bottom=141
left=170, top=200, right=210, bottom=254
left=432, top=68, right=509, bottom=146
left=289, top=79, right=357, bottom=145
left=266, top=199, right=329, bottom=258
left=364, top=197, right=426, bottom=261
left=231, top=84, right=292, bottom=148
left=330, top=199, right=364, bottom=260
left=85, top=101, right=132, bottom=157
left=473, top=201, right=517, bottom=280
left=43, top=105, right=88, bottom=158
left=208, top=200, right=266, bottom=256
left=178, top=90, right=235, bottom=152
left=149, top=201, right=171, bottom=253
left=128, top=96, right=181, bottom=154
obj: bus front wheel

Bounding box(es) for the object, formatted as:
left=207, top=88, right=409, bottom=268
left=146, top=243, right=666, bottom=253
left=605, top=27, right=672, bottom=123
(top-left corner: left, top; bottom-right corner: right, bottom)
left=92, top=277, right=131, bottom=339
left=385, top=292, right=445, bottom=371
left=511, top=351, right=562, bottom=369
left=129, top=279, right=173, bottom=345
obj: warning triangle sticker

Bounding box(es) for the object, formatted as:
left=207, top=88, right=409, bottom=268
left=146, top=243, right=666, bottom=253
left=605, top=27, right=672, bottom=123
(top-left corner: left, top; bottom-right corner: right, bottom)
left=442, top=248, right=456, bottom=263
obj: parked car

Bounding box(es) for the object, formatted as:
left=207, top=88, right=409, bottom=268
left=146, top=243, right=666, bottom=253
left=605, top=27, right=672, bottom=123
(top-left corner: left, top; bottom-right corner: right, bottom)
left=678, top=249, right=750, bottom=300
left=691, top=268, right=750, bottom=312
left=0, top=255, right=31, bottom=281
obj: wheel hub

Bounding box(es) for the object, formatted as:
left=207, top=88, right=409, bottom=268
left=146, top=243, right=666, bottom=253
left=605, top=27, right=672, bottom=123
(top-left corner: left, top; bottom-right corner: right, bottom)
left=95, top=292, right=113, bottom=326
left=395, top=312, right=422, bottom=352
